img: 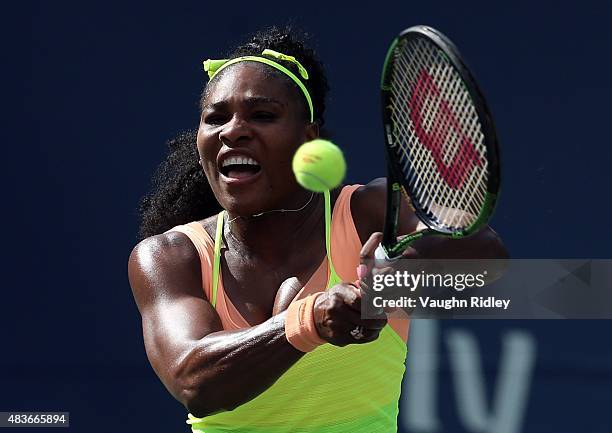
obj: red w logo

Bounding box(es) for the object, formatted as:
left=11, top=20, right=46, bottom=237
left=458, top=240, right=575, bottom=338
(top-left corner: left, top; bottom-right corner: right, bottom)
left=409, top=69, right=482, bottom=190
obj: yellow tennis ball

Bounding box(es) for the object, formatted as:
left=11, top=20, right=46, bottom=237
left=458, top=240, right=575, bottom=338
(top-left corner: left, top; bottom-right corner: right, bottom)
left=292, top=139, right=346, bottom=192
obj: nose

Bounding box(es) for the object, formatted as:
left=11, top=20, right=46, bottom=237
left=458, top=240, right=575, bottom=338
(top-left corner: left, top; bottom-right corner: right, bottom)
left=218, top=114, right=252, bottom=146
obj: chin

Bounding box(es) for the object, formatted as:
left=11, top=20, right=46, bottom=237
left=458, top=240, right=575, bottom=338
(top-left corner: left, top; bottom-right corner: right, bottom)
left=218, top=191, right=269, bottom=217
left=213, top=175, right=300, bottom=218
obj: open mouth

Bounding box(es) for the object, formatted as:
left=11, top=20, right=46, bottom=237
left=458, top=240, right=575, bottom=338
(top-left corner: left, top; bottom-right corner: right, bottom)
left=219, top=156, right=262, bottom=179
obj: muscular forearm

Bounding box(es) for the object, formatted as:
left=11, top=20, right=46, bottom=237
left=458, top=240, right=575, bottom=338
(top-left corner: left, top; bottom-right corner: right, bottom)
left=174, top=311, right=304, bottom=417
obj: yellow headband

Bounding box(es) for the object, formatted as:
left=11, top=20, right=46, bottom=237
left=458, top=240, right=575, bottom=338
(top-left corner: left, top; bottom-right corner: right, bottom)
left=203, top=49, right=314, bottom=123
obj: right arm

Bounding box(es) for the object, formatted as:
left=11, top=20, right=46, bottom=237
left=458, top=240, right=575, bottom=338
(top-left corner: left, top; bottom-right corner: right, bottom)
left=128, top=232, right=305, bottom=417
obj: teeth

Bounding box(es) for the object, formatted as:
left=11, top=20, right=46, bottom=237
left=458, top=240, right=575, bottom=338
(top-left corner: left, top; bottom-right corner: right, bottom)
left=221, top=156, right=260, bottom=167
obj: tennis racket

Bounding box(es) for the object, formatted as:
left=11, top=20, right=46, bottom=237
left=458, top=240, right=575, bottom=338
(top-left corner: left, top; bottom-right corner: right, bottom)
left=375, top=25, right=501, bottom=261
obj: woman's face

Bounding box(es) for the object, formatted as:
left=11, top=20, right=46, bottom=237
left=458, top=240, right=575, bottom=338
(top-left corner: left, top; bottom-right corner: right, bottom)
left=197, top=62, right=318, bottom=216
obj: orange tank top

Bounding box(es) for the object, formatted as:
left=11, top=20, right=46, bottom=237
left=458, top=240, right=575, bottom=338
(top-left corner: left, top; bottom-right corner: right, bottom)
left=170, top=184, right=409, bottom=340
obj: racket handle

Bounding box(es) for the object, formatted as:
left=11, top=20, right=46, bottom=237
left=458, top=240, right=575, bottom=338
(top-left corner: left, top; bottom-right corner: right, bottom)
left=375, top=243, right=401, bottom=267
left=374, top=243, right=388, bottom=261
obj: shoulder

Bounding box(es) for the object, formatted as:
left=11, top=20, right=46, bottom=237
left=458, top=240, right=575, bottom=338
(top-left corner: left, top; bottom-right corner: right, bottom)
left=351, top=177, right=386, bottom=206
left=349, top=178, right=388, bottom=244
left=128, top=231, right=203, bottom=313
left=350, top=177, right=420, bottom=244
left=129, top=231, right=199, bottom=270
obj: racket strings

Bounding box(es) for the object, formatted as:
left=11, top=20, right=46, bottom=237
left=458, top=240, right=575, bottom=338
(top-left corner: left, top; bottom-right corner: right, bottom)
left=403, top=43, right=486, bottom=205
left=389, top=38, right=489, bottom=230
left=393, top=51, right=463, bottom=209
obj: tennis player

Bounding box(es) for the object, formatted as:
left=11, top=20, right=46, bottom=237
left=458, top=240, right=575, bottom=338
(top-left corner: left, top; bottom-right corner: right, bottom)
left=128, top=26, right=506, bottom=433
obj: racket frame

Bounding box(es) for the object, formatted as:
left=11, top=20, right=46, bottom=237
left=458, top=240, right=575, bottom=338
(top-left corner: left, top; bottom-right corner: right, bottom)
left=380, top=25, right=501, bottom=258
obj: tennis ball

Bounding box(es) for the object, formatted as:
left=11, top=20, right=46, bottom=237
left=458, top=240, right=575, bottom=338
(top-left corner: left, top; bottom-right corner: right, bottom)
left=292, top=139, right=346, bottom=192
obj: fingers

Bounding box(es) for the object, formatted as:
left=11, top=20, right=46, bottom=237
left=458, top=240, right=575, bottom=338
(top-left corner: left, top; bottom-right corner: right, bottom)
left=358, top=232, right=415, bottom=317
left=326, top=283, right=361, bottom=312
left=358, top=232, right=383, bottom=279
left=313, top=283, right=387, bottom=347
left=361, top=232, right=384, bottom=260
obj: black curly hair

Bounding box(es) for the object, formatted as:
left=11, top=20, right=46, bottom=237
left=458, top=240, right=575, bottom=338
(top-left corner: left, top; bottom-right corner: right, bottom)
left=138, top=26, right=329, bottom=240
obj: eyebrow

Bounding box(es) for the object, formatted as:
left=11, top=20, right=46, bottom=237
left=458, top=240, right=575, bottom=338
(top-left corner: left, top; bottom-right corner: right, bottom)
left=202, top=96, right=286, bottom=111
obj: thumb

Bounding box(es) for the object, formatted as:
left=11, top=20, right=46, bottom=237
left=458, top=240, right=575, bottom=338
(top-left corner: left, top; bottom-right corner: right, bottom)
left=357, top=232, right=383, bottom=280
left=272, top=277, right=303, bottom=315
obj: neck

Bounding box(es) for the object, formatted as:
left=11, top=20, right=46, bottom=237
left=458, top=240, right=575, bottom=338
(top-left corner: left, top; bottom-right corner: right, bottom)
left=225, top=191, right=325, bottom=257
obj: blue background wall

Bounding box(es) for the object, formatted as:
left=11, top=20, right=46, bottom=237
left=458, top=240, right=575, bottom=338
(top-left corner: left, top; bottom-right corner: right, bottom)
left=3, top=1, right=612, bottom=432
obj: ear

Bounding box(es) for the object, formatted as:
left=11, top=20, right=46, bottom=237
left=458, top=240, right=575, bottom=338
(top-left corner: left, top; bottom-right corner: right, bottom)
left=304, top=122, right=319, bottom=142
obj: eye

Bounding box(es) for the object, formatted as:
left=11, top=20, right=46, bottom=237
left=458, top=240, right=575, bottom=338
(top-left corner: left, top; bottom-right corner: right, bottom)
left=252, top=111, right=277, bottom=122
left=203, top=113, right=228, bottom=125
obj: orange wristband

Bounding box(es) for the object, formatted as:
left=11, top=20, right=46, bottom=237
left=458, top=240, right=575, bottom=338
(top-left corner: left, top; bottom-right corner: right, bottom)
left=285, top=293, right=326, bottom=352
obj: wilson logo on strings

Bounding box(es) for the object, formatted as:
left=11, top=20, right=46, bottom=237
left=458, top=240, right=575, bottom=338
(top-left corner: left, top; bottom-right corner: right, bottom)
left=409, top=69, right=482, bottom=189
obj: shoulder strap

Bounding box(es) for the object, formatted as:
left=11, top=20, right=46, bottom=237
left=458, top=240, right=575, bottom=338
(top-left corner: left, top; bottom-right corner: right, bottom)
left=324, top=190, right=341, bottom=288
left=212, top=211, right=225, bottom=307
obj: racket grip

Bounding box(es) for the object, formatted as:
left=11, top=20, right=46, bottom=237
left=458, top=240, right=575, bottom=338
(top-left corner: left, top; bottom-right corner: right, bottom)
left=375, top=243, right=400, bottom=267
left=374, top=244, right=388, bottom=261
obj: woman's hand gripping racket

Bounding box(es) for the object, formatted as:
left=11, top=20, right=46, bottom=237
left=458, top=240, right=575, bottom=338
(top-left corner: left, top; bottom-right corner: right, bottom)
left=375, top=25, right=501, bottom=262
